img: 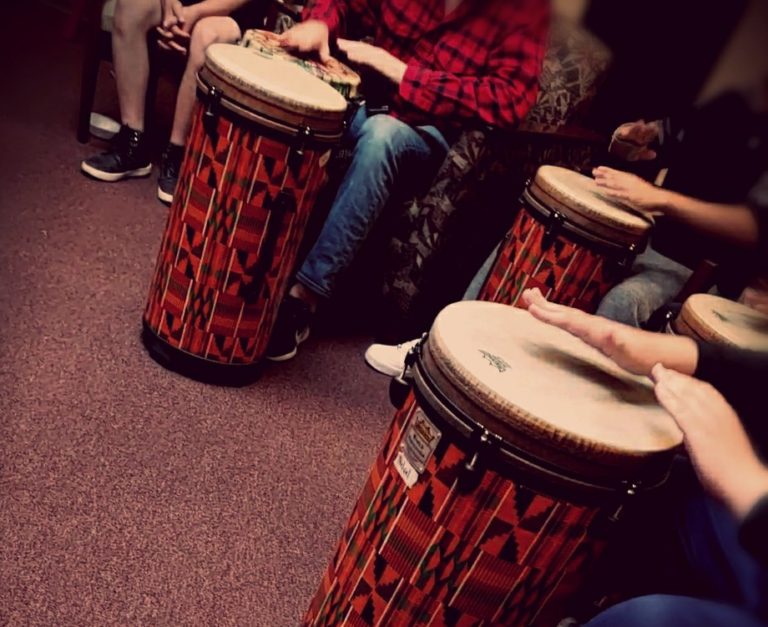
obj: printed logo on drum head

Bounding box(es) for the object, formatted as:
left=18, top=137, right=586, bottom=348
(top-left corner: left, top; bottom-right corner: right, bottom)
left=479, top=349, right=510, bottom=373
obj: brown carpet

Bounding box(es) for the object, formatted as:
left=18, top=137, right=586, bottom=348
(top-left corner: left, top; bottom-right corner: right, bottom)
left=0, top=5, right=393, bottom=625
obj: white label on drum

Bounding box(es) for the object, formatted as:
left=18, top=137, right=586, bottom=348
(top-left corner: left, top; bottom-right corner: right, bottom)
left=394, top=451, right=419, bottom=488
left=402, top=409, right=442, bottom=474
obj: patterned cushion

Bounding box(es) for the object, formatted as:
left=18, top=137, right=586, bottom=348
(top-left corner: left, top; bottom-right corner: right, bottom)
left=521, top=19, right=612, bottom=133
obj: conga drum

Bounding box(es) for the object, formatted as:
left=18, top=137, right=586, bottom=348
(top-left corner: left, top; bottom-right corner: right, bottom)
left=304, top=301, right=682, bottom=626
left=479, top=166, right=653, bottom=312
left=670, top=293, right=768, bottom=350
left=240, top=29, right=362, bottom=99
left=142, top=44, right=347, bottom=385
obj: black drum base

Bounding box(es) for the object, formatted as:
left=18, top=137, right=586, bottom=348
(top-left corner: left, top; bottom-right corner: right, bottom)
left=141, top=322, right=262, bottom=387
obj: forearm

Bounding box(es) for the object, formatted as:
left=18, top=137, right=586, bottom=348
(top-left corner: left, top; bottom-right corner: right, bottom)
left=658, top=191, right=759, bottom=246
left=194, top=0, right=250, bottom=18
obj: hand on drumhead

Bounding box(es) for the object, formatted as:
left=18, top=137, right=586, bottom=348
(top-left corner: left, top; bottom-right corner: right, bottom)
left=521, top=288, right=698, bottom=377
left=592, top=166, right=669, bottom=214
left=278, top=20, right=331, bottom=64
left=740, top=285, right=768, bottom=316
left=651, top=364, right=768, bottom=519
left=610, top=120, right=660, bottom=161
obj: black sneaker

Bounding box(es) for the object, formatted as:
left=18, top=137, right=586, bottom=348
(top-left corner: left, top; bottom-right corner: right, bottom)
left=157, top=142, right=185, bottom=204
left=80, top=125, right=152, bottom=182
left=266, top=296, right=312, bottom=362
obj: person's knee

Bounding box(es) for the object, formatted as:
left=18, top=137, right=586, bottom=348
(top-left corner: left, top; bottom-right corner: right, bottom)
left=358, top=114, right=417, bottom=154
left=113, top=0, right=159, bottom=35
left=187, top=17, right=241, bottom=70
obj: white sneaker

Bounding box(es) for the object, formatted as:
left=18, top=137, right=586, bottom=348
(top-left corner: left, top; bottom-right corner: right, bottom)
left=364, top=338, right=420, bottom=377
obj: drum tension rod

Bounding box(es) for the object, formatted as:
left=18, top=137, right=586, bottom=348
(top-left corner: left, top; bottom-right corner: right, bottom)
left=542, top=210, right=565, bottom=250
left=288, top=126, right=313, bottom=174
left=203, top=86, right=222, bottom=138
left=457, top=429, right=492, bottom=494
left=388, top=334, right=426, bottom=409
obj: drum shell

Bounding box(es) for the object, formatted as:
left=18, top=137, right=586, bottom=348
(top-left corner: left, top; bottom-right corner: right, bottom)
left=303, top=390, right=616, bottom=627
left=142, top=93, right=331, bottom=380
left=478, top=190, right=642, bottom=312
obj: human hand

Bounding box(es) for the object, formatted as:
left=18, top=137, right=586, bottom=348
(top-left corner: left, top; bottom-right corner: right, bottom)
left=278, top=20, right=331, bottom=63
left=157, top=0, right=200, bottom=54
left=337, top=38, right=407, bottom=84
left=609, top=120, right=660, bottom=161
left=740, top=284, right=768, bottom=316
left=521, top=288, right=698, bottom=376
left=652, top=364, right=768, bottom=519
left=592, top=166, right=669, bottom=213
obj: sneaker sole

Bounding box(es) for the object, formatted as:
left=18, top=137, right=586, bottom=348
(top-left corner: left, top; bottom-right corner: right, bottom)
left=157, top=186, right=174, bottom=204
left=363, top=350, right=403, bottom=378
left=265, top=326, right=311, bottom=363
left=80, top=161, right=152, bottom=182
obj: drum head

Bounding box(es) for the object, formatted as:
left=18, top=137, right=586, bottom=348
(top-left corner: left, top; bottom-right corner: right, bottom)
left=422, top=301, right=682, bottom=485
left=675, top=293, right=768, bottom=350
left=201, top=44, right=347, bottom=137
left=530, top=166, right=653, bottom=247
left=240, top=29, right=361, bottom=99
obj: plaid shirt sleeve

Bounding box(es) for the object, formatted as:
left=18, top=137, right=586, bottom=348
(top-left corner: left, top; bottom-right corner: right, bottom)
left=398, top=12, right=548, bottom=129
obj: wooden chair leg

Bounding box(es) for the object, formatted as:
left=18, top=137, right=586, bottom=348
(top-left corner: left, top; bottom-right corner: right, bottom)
left=77, top=31, right=102, bottom=143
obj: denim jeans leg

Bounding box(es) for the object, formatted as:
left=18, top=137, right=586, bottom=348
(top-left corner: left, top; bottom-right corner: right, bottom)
left=296, top=113, right=448, bottom=298
left=596, top=245, right=693, bottom=327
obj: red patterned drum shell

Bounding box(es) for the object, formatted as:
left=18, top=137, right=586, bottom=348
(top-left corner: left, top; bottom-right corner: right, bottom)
left=303, top=302, right=681, bottom=626
left=142, top=45, right=346, bottom=383
left=479, top=166, right=653, bottom=312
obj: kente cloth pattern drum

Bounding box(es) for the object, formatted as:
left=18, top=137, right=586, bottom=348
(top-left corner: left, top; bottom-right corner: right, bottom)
left=478, top=207, right=621, bottom=312
left=303, top=394, right=607, bottom=627
left=240, top=29, right=361, bottom=99
left=143, top=104, right=328, bottom=364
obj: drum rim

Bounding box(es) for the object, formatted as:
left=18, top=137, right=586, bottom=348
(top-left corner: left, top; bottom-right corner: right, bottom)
left=412, top=347, right=672, bottom=500
left=204, top=43, right=349, bottom=116
left=532, top=165, right=653, bottom=239
left=196, top=72, right=345, bottom=143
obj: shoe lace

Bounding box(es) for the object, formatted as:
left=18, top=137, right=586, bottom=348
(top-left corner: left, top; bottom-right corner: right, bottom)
left=114, top=126, right=142, bottom=161
left=161, top=147, right=182, bottom=180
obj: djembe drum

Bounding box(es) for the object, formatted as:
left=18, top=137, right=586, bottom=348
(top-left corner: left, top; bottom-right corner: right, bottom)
left=240, top=29, right=362, bottom=99
left=479, top=166, right=653, bottom=312
left=670, top=293, right=768, bottom=350
left=142, top=44, right=347, bottom=385
left=304, top=301, right=682, bottom=626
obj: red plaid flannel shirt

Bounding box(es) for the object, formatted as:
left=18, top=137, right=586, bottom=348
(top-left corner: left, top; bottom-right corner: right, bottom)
left=306, top=0, right=549, bottom=131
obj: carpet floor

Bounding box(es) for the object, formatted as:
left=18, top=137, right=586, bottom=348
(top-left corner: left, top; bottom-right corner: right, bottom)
left=0, top=4, right=394, bottom=625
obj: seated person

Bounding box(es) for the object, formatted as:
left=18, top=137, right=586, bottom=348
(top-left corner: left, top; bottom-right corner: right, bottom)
left=264, top=0, right=550, bottom=361
left=81, top=0, right=254, bottom=203
left=522, top=288, right=768, bottom=627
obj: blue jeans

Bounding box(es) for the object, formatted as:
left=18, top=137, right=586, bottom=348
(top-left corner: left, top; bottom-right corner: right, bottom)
left=595, top=245, right=692, bottom=328
left=297, top=106, right=449, bottom=298
left=585, top=480, right=768, bottom=627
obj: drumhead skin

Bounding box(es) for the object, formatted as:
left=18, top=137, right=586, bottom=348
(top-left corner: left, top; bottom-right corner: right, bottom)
left=530, top=165, right=653, bottom=247
left=200, top=43, right=347, bottom=138
left=240, top=29, right=361, bottom=99
left=674, top=293, right=768, bottom=350
left=423, top=301, right=682, bottom=485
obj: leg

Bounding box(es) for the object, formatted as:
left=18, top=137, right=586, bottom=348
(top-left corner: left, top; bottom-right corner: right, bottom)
left=111, top=0, right=162, bottom=131
left=169, top=16, right=241, bottom=146
left=584, top=595, right=767, bottom=627
left=295, top=113, right=449, bottom=300
left=596, top=246, right=692, bottom=327
left=463, top=243, right=500, bottom=300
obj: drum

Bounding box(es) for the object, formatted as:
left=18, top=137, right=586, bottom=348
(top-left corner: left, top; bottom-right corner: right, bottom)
left=479, top=166, right=653, bottom=312
left=142, top=44, right=347, bottom=385
left=670, top=293, right=768, bottom=350
left=304, top=301, right=682, bottom=626
left=240, top=29, right=362, bottom=99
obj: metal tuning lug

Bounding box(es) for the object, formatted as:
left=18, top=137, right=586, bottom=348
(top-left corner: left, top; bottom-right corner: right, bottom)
left=203, top=86, right=222, bottom=138
left=457, top=430, right=491, bottom=494
left=542, top=210, right=564, bottom=250
left=288, top=125, right=313, bottom=173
